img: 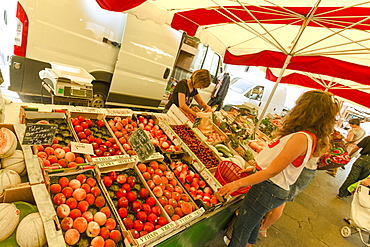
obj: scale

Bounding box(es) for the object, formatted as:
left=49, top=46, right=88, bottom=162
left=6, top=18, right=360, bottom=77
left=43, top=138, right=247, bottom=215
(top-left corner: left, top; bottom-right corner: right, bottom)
left=39, top=62, right=94, bottom=104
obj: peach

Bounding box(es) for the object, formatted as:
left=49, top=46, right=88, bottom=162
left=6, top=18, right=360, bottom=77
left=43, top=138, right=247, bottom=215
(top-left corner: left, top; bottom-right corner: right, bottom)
left=105, top=218, right=116, bottom=231
left=174, top=207, right=184, bottom=217
left=91, top=186, right=101, bottom=197
left=54, top=148, right=66, bottom=159
left=164, top=204, right=175, bottom=217
left=37, top=151, right=47, bottom=159
left=61, top=217, right=73, bottom=231
left=82, top=211, right=94, bottom=222
left=68, top=162, right=78, bottom=168
left=100, top=207, right=111, bottom=218
left=66, top=197, right=78, bottom=209
left=64, top=228, right=80, bottom=245
left=137, top=163, right=147, bottom=172
left=152, top=175, right=161, bottom=185
left=42, top=158, right=51, bottom=167
left=62, top=187, right=74, bottom=198
left=95, top=196, right=106, bottom=208
left=149, top=161, right=159, bottom=170
left=171, top=214, right=181, bottom=221
left=69, top=179, right=81, bottom=190
left=57, top=158, right=68, bottom=168
left=78, top=200, right=89, bottom=212
left=104, top=239, right=116, bottom=247
left=56, top=204, right=70, bottom=218
left=73, top=188, right=87, bottom=201
left=65, top=152, right=76, bottom=162
left=109, top=230, right=121, bottom=243
left=50, top=183, right=62, bottom=194
left=58, top=177, right=70, bottom=187
left=73, top=217, right=88, bottom=233
left=86, top=177, right=97, bottom=187
left=153, top=186, right=163, bottom=197
left=181, top=202, right=193, bottom=215
left=70, top=208, right=82, bottom=220
left=87, top=221, right=101, bottom=237
left=168, top=198, right=178, bottom=208
left=91, top=236, right=105, bottom=247
left=53, top=193, right=66, bottom=205
left=142, top=172, right=151, bottom=180
left=85, top=193, right=95, bottom=205
left=75, top=156, right=85, bottom=164
left=158, top=196, right=168, bottom=206
left=81, top=183, right=91, bottom=193
left=47, top=155, right=58, bottom=164
left=94, top=212, right=107, bottom=226
left=76, top=174, right=87, bottom=183
left=44, top=146, right=55, bottom=155
left=99, top=226, right=110, bottom=240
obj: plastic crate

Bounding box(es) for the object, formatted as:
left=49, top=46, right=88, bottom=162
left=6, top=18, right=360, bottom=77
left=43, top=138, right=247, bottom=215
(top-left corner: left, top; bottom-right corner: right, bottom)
left=214, top=161, right=250, bottom=196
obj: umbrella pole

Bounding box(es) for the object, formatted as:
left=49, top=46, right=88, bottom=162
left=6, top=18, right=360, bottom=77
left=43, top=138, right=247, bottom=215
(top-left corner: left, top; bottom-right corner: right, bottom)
left=253, top=55, right=292, bottom=138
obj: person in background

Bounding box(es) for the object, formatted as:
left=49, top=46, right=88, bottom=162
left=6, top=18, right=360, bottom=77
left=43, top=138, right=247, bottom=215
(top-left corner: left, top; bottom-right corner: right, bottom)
left=164, top=69, right=212, bottom=117
left=337, top=135, right=370, bottom=199
left=219, top=90, right=340, bottom=247
left=361, top=117, right=370, bottom=136
left=327, top=118, right=365, bottom=177
left=208, top=72, right=231, bottom=111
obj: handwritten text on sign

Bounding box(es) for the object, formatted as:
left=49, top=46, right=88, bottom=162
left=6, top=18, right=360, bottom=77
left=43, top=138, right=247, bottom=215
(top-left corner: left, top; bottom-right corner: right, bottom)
left=22, top=124, right=58, bottom=145
left=128, top=128, right=155, bottom=162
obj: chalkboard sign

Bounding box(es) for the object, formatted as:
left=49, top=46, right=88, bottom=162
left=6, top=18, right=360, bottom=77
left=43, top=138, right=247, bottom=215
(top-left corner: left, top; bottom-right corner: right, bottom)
left=192, top=118, right=202, bottom=128
left=128, top=128, right=155, bottom=162
left=22, top=124, right=58, bottom=145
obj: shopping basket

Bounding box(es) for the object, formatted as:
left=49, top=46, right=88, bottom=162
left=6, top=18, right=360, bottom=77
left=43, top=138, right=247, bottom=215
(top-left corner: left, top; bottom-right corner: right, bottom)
left=215, top=161, right=250, bottom=196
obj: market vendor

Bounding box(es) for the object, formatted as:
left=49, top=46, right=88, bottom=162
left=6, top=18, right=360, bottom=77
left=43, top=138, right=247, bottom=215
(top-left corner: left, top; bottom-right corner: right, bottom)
left=164, top=69, right=213, bottom=117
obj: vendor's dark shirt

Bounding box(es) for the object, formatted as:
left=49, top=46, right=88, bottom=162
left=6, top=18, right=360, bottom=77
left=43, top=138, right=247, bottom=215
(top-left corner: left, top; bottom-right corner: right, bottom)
left=357, top=135, right=370, bottom=155
left=165, top=79, right=198, bottom=110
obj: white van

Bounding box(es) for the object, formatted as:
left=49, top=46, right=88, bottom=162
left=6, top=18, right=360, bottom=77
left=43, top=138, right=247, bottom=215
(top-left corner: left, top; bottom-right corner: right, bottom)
left=223, top=66, right=287, bottom=118
left=0, top=0, right=222, bottom=109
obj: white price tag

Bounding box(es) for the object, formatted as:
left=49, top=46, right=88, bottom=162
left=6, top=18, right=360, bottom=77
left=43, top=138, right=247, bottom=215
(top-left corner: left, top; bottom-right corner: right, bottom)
left=70, top=142, right=94, bottom=155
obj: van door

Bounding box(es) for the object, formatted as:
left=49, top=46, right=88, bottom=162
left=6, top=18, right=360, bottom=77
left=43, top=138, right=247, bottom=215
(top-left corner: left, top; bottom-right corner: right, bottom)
left=107, top=14, right=182, bottom=109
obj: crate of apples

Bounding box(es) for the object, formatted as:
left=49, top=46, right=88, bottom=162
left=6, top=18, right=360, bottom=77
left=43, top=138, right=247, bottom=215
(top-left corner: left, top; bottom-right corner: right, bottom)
left=34, top=138, right=88, bottom=169
left=169, top=160, right=220, bottom=209
left=70, top=115, right=125, bottom=157
left=137, top=161, right=198, bottom=222
left=48, top=171, right=124, bottom=246
left=100, top=169, right=172, bottom=241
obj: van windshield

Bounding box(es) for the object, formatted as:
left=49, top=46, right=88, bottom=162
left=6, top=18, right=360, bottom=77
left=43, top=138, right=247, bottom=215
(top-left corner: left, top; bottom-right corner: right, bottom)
left=229, top=77, right=255, bottom=94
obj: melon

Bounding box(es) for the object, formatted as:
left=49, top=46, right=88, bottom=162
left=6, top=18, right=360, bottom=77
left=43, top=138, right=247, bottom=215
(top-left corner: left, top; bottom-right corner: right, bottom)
left=2, top=150, right=27, bottom=176
left=0, top=127, right=17, bottom=159
left=16, top=212, right=47, bottom=247
left=0, top=203, right=20, bottom=241
left=0, top=169, right=21, bottom=194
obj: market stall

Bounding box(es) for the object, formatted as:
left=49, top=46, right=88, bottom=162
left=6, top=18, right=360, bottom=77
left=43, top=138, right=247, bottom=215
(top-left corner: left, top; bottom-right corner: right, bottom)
left=0, top=102, right=273, bottom=247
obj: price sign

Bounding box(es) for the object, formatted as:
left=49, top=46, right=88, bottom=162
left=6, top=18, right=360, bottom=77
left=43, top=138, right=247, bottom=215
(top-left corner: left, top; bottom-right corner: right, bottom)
left=128, top=128, right=155, bottom=162
left=192, top=118, right=202, bottom=128
left=22, top=124, right=58, bottom=145
left=70, top=142, right=94, bottom=155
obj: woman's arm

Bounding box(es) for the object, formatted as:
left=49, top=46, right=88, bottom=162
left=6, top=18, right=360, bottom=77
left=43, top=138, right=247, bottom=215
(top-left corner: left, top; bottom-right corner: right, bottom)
left=178, top=92, right=197, bottom=117
left=219, top=133, right=309, bottom=197
left=194, top=94, right=212, bottom=112
left=345, top=130, right=354, bottom=142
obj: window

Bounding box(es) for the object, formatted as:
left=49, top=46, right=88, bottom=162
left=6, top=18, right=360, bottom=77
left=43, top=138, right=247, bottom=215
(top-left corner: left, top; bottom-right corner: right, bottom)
left=244, top=86, right=264, bottom=101
left=191, top=44, right=222, bottom=83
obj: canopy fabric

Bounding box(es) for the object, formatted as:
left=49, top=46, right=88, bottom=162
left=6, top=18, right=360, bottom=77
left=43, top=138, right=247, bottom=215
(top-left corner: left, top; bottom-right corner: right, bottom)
left=265, top=68, right=370, bottom=108
left=126, top=0, right=370, bottom=108
left=96, top=0, right=147, bottom=12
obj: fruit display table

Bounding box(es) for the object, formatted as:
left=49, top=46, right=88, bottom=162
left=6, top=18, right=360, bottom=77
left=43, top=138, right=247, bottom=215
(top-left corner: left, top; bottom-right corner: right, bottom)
left=0, top=103, right=251, bottom=247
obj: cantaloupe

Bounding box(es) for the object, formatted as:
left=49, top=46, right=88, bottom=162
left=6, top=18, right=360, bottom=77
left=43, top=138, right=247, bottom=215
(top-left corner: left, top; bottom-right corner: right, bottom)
left=0, top=127, right=17, bottom=158
left=16, top=212, right=47, bottom=247
left=2, top=150, right=27, bottom=176
left=0, top=169, right=21, bottom=194
left=0, top=203, right=20, bottom=241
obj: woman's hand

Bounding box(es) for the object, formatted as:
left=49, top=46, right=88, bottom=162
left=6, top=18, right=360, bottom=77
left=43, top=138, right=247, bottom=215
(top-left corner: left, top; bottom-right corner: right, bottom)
left=361, top=178, right=370, bottom=187
left=218, top=181, right=239, bottom=197
left=239, top=166, right=255, bottom=175
left=204, top=105, right=212, bottom=112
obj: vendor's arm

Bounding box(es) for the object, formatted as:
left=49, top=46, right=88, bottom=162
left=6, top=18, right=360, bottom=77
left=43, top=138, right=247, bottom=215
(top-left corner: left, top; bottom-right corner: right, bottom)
left=345, top=131, right=354, bottom=142
left=194, top=94, right=212, bottom=112
left=348, top=145, right=360, bottom=157
left=219, top=133, right=308, bottom=197
left=178, top=92, right=197, bottom=117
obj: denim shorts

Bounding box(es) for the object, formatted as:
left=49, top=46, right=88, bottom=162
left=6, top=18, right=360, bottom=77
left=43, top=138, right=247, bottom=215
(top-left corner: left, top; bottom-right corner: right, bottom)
left=287, top=168, right=316, bottom=202
left=229, top=180, right=289, bottom=246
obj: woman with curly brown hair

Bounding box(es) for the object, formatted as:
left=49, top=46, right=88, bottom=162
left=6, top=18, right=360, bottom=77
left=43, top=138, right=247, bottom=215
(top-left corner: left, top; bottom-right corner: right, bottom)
left=219, top=90, right=340, bottom=247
